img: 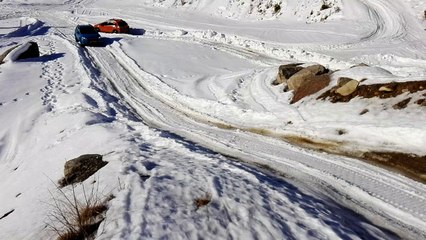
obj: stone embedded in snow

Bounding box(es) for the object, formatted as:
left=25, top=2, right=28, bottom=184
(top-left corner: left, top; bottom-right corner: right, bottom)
left=337, top=77, right=354, bottom=87
left=273, top=63, right=303, bottom=85
left=287, top=64, right=328, bottom=91
left=379, top=82, right=397, bottom=92
left=60, top=154, right=107, bottom=186
left=379, top=86, right=394, bottom=92
left=393, top=98, right=412, bottom=110
left=16, top=42, right=39, bottom=60
left=2, top=41, right=40, bottom=63
left=335, top=79, right=359, bottom=96
left=0, top=45, right=19, bottom=64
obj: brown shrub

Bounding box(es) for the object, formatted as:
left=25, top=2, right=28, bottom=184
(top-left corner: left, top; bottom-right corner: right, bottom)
left=194, top=193, right=212, bottom=211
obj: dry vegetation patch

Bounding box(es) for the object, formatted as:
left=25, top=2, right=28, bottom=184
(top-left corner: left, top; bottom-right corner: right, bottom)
left=47, top=184, right=112, bottom=240
left=194, top=193, right=212, bottom=211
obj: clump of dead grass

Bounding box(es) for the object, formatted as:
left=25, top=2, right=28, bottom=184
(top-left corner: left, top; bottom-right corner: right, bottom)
left=46, top=182, right=111, bottom=240
left=194, top=192, right=212, bottom=211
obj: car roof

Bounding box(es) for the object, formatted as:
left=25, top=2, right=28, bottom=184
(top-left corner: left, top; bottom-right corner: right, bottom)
left=109, top=19, right=124, bottom=22
left=77, top=24, right=94, bottom=28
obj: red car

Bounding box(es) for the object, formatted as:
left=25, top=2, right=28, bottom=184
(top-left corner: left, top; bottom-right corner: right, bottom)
left=94, top=19, right=129, bottom=33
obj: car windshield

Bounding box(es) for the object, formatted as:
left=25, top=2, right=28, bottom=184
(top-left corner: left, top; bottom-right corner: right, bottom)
left=80, top=26, right=96, bottom=34
left=118, top=21, right=128, bottom=27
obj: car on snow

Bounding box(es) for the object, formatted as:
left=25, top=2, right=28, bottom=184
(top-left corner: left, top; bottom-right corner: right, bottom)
left=94, top=19, right=129, bottom=34
left=74, top=25, right=100, bottom=46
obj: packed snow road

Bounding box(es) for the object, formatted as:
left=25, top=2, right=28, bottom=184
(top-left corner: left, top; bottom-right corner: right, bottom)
left=0, top=0, right=426, bottom=239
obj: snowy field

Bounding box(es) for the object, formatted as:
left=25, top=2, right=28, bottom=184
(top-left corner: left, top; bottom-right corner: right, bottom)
left=0, top=0, right=425, bottom=239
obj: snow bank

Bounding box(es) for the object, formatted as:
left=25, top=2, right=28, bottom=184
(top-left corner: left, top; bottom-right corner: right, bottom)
left=3, top=42, right=34, bottom=62
left=6, top=17, right=43, bottom=37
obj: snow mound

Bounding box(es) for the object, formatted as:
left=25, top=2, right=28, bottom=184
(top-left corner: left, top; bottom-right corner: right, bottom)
left=6, top=18, right=44, bottom=37
left=90, top=0, right=343, bottom=21
left=3, top=42, right=34, bottom=62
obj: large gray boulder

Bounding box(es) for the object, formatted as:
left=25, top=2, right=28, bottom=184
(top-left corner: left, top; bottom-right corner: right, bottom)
left=287, top=64, right=328, bottom=91
left=273, top=63, right=303, bottom=85
left=60, top=154, right=107, bottom=186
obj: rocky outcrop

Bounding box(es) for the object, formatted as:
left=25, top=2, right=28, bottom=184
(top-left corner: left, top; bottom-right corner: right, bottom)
left=287, top=64, right=328, bottom=91
left=16, top=42, right=39, bottom=60
left=319, top=80, right=426, bottom=104
left=273, top=63, right=331, bottom=102
left=1, top=41, right=40, bottom=63
left=59, top=154, right=107, bottom=187
left=273, top=63, right=303, bottom=85
left=291, top=74, right=331, bottom=103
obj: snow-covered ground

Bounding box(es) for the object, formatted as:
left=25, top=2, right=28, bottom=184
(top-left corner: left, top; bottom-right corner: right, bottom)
left=0, top=0, right=425, bottom=239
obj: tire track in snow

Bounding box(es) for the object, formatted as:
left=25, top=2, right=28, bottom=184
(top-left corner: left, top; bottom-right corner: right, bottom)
left=38, top=7, right=426, bottom=239
left=92, top=42, right=426, bottom=238
left=81, top=45, right=398, bottom=239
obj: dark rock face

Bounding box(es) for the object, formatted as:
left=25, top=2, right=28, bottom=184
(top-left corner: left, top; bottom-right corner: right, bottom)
left=273, top=63, right=303, bottom=85
left=60, top=154, right=107, bottom=186
left=16, top=42, right=39, bottom=60
left=291, top=74, right=331, bottom=103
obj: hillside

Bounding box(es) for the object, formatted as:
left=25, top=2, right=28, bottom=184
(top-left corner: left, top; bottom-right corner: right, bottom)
left=0, top=0, right=426, bottom=239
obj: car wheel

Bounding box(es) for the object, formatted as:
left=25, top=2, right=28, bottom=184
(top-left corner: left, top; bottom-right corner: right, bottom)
left=112, top=30, right=118, bottom=33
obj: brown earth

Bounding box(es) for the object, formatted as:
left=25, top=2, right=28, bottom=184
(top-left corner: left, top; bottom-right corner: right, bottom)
left=318, top=80, right=426, bottom=103
left=284, top=135, right=426, bottom=184
left=362, top=152, right=426, bottom=183
left=210, top=120, right=426, bottom=183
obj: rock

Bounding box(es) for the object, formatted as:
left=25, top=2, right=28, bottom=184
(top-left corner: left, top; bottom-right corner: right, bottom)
left=416, top=99, right=426, bottom=106
left=337, top=77, right=354, bottom=87
left=291, top=74, right=331, bottom=103
left=335, top=79, right=359, bottom=96
left=16, top=42, right=39, bottom=60
left=287, top=64, right=328, bottom=91
left=273, top=63, right=303, bottom=85
left=60, top=154, right=107, bottom=186
left=379, top=82, right=397, bottom=92
left=350, top=63, right=369, bottom=68
left=0, top=45, right=19, bottom=64
left=379, top=86, right=393, bottom=92
left=393, top=98, right=411, bottom=110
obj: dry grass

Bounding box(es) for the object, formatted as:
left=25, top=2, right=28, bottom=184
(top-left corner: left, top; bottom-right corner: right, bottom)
left=47, top=183, right=110, bottom=240
left=194, top=193, right=212, bottom=211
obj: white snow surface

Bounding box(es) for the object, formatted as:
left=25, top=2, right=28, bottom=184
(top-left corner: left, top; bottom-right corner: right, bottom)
left=0, top=0, right=426, bottom=239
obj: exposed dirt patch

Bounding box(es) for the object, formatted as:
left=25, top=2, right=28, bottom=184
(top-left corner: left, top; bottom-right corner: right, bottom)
left=284, top=135, right=426, bottom=183
left=283, top=135, right=342, bottom=152
left=362, top=152, right=426, bottom=183
left=194, top=193, right=212, bottom=211
left=208, top=120, right=426, bottom=183
left=318, top=80, right=426, bottom=103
